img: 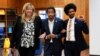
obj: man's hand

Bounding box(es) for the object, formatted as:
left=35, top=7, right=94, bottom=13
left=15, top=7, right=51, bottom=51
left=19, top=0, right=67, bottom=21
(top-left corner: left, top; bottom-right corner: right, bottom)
left=61, top=29, right=66, bottom=33
left=40, top=32, right=46, bottom=39
left=47, top=34, right=56, bottom=39
left=40, top=32, right=46, bottom=42
left=78, top=15, right=86, bottom=22
left=61, top=37, right=65, bottom=44
left=47, top=34, right=51, bottom=39
left=50, top=34, right=56, bottom=38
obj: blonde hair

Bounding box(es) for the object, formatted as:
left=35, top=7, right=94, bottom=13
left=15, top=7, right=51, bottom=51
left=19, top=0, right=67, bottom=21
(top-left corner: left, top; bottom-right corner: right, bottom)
left=21, top=2, right=36, bottom=23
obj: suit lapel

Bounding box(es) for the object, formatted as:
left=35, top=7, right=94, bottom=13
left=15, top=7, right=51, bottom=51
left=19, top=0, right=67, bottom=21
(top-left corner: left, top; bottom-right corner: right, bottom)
left=74, top=18, right=78, bottom=39
left=74, top=18, right=77, bottom=30
left=46, top=19, right=51, bottom=34
left=52, top=18, right=57, bottom=34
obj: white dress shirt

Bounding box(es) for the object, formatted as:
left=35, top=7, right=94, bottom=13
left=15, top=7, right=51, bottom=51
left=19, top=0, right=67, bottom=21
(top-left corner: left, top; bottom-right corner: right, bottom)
left=48, top=19, right=54, bottom=43
left=48, top=20, right=54, bottom=34
left=66, top=17, right=75, bottom=41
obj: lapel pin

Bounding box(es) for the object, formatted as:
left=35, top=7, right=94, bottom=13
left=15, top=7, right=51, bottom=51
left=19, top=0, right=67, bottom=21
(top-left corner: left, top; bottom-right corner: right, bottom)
left=55, top=20, right=57, bottom=22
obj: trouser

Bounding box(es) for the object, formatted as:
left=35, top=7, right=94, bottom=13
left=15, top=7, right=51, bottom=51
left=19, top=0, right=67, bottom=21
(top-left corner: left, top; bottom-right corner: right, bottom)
left=18, top=47, right=35, bottom=56
left=64, top=41, right=80, bottom=56
left=44, top=43, right=62, bottom=56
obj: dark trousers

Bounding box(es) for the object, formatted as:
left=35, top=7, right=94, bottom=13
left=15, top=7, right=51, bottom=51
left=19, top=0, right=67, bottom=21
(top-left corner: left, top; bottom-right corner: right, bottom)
left=44, top=43, right=62, bottom=56
left=64, top=41, right=80, bottom=56
left=18, top=47, right=35, bottom=56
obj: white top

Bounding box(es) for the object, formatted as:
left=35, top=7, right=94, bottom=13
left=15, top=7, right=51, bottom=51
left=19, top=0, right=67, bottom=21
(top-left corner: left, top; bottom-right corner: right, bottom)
left=21, top=20, right=34, bottom=48
left=66, top=17, right=75, bottom=41
left=48, top=19, right=54, bottom=43
left=48, top=20, right=54, bottom=34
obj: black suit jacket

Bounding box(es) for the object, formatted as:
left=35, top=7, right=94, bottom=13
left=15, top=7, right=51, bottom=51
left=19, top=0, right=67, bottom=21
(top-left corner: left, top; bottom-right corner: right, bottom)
left=11, top=16, right=43, bottom=50
left=63, top=18, right=89, bottom=51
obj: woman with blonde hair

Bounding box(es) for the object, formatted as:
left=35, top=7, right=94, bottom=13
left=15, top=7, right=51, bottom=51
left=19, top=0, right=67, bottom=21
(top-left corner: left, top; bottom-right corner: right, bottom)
left=11, top=2, right=43, bottom=56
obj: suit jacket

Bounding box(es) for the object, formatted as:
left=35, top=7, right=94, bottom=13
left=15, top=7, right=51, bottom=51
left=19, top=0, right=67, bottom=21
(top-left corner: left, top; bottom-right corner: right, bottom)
left=63, top=18, right=89, bottom=51
left=42, top=18, right=64, bottom=51
left=11, top=16, right=42, bottom=50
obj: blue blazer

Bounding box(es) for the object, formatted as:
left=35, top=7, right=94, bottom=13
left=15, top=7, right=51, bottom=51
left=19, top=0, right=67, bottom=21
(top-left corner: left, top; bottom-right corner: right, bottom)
left=42, top=18, right=64, bottom=51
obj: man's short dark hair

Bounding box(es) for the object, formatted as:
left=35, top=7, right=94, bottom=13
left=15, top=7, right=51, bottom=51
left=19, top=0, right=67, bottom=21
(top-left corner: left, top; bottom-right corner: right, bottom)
left=64, top=3, right=77, bottom=15
left=46, top=6, right=56, bottom=13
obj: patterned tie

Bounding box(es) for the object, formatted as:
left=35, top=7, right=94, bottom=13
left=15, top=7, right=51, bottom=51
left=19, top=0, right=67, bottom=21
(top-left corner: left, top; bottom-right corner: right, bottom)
left=67, top=19, right=72, bottom=41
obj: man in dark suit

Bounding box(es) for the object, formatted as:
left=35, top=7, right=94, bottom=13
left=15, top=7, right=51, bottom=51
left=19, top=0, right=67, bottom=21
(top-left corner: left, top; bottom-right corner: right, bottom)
left=62, top=3, right=89, bottom=56
left=42, top=7, right=63, bottom=56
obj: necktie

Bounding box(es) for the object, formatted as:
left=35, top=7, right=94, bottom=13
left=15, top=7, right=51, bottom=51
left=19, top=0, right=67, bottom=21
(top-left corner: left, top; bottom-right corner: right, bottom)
left=67, top=19, right=72, bottom=41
